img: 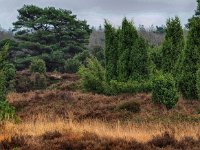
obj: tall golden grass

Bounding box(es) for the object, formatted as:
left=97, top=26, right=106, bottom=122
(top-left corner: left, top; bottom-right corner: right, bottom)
left=1, top=113, right=199, bottom=143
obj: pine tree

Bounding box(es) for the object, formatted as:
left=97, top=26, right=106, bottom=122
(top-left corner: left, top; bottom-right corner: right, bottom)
left=104, top=21, right=118, bottom=81
left=179, top=17, right=200, bottom=100
left=12, top=5, right=91, bottom=71
left=161, top=17, right=184, bottom=77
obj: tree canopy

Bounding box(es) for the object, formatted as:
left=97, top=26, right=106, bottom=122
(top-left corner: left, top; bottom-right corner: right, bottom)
left=12, top=5, right=91, bottom=71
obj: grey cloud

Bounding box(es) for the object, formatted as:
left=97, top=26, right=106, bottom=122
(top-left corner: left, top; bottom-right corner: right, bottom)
left=0, top=0, right=197, bottom=29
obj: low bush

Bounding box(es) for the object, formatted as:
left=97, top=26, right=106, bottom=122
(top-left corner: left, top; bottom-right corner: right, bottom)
left=116, top=101, right=141, bottom=113
left=64, top=58, right=81, bottom=73
left=3, top=63, right=16, bottom=92
left=197, top=107, right=200, bottom=114
left=104, top=80, right=152, bottom=96
left=0, top=71, right=6, bottom=101
left=79, top=57, right=152, bottom=95
left=15, top=76, right=32, bottom=92
left=196, top=68, right=200, bottom=100
left=64, top=51, right=91, bottom=73
left=152, top=73, right=179, bottom=109
left=30, top=58, right=46, bottom=74
left=32, top=73, right=47, bottom=90
left=78, top=57, right=106, bottom=93
left=0, top=101, right=16, bottom=121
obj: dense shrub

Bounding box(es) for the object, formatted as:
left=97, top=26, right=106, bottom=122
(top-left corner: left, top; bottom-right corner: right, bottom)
left=149, top=46, right=162, bottom=71
left=78, top=57, right=106, bottom=93
left=90, top=46, right=105, bottom=66
left=105, top=21, right=118, bottom=81
left=0, top=101, right=16, bottom=121
left=152, top=73, right=179, bottom=109
left=129, top=37, right=149, bottom=81
left=104, top=80, right=152, bottom=96
left=116, top=101, right=141, bottom=113
left=64, top=58, right=81, bottom=73
left=30, top=58, right=46, bottom=74
left=161, top=17, right=184, bottom=76
left=15, top=76, right=32, bottom=93
left=0, top=44, right=16, bottom=121
left=196, top=68, right=200, bottom=99
left=179, top=17, right=200, bottom=100
left=0, top=71, right=6, bottom=101
left=64, top=50, right=90, bottom=73
left=117, top=18, right=139, bottom=81
left=32, top=73, right=47, bottom=90
left=3, top=63, right=16, bottom=91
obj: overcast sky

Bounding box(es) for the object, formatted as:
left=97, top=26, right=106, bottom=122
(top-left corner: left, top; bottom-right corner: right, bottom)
left=0, top=0, right=197, bottom=29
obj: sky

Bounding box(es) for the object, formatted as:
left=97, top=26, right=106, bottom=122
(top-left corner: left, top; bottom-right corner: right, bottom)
left=0, top=0, right=197, bottom=30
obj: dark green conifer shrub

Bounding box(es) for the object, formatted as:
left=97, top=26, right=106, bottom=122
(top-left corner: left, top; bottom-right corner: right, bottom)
left=64, top=58, right=81, bottom=73
left=0, top=71, right=6, bottom=101
left=3, top=63, right=16, bottom=91
left=105, top=21, right=118, bottom=81
left=117, top=18, right=139, bottom=81
left=78, top=57, right=106, bottom=93
left=32, top=73, right=47, bottom=90
left=0, top=44, right=16, bottom=121
left=196, top=68, right=200, bottom=99
left=30, top=58, right=46, bottom=74
left=161, top=17, right=184, bottom=77
left=152, top=73, right=179, bottom=109
left=64, top=50, right=90, bottom=73
left=179, top=17, right=200, bottom=100
left=129, top=37, right=149, bottom=81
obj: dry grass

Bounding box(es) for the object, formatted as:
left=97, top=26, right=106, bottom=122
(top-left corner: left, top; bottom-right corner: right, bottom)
left=1, top=114, right=200, bottom=144
left=2, top=73, right=200, bottom=149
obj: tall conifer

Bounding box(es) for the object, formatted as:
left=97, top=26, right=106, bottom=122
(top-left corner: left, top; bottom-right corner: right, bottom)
left=104, top=21, right=118, bottom=81
left=179, top=17, right=200, bottom=99
left=161, top=17, right=184, bottom=77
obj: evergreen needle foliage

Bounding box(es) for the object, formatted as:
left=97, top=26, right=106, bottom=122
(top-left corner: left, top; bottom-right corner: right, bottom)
left=161, top=16, right=184, bottom=78
left=179, top=17, right=200, bottom=100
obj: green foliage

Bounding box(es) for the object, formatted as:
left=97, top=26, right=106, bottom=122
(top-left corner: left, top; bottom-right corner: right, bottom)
left=0, top=71, right=6, bottom=101
left=116, top=18, right=149, bottom=82
left=149, top=46, right=162, bottom=71
left=12, top=5, right=91, bottom=71
left=0, top=101, right=16, bottom=121
left=78, top=57, right=106, bottom=93
left=179, top=17, right=200, bottom=100
left=104, top=80, right=152, bottom=96
left=0, top=44, right=16, bottom=121
left=32, top=73, right=47, bottom=90
left=116, top=101, right=141, bottom=113
left=104, top=21, right=118, bottom=81
left=15, top=76, right=32, bottom=93
left=196, top=68, right=200, bottom=99
left=197, top=107, right=200, bottom=114
left=0, top=44, right=9, bottom=66
left=117, top=18, right=139, bottom=81
left=30, top=58, right=46, bottom=74
left=64, top=58, right=81, bottom=73
left=152, top=73, right=179, bottom=109
left=3, top=63, right=16, bottom=92
left=195, top=0, right=200, bottom=16
left=161, top=17, right=184, bottom=77
left=90, top=46, right=105, bottom=66
left=64, top=50, right=90, bottom=73
left=129, top=37, right=149, bottom=81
